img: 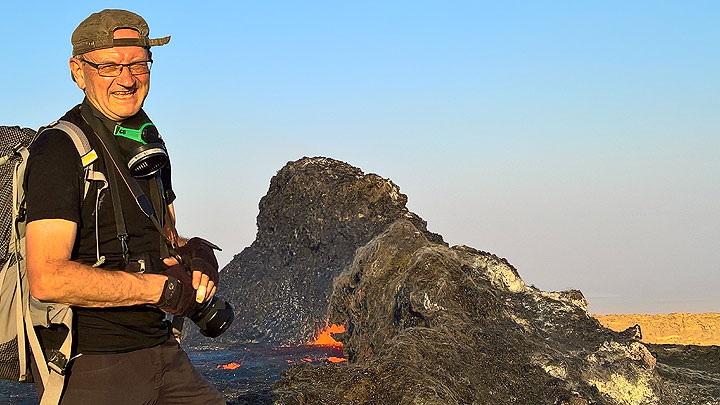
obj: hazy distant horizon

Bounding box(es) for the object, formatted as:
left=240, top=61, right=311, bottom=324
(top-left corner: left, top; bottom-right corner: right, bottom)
left=587, top=296, right=719, bottom=315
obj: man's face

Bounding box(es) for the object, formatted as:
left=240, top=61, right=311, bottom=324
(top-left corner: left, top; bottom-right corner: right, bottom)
left=70, top=29, right=150, bottom=122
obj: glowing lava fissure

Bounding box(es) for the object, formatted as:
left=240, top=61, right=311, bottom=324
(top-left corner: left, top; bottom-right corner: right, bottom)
left=217, top=362, right=242, bottom=370
left=309, top=324, right=346, bottom=348
left=216, top=325, right=349, bottom=371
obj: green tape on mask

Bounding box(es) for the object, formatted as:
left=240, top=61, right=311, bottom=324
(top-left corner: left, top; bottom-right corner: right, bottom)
left=113, top=122, right=156, bottom=145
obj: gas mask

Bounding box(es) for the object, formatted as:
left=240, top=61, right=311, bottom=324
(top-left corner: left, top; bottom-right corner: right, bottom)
left=113, top=122, right=169, bottom=178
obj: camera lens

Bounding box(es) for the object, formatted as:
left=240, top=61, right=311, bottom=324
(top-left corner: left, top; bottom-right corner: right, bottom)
left=189, top=296, right=234, bottom=338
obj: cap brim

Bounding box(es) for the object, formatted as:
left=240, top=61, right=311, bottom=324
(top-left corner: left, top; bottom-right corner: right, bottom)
left=111, top=36, right=171, bottom=48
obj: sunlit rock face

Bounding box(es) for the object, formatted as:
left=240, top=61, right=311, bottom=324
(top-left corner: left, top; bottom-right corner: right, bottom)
left=275, top=219, right=706, bottom=404
left=185, top=157, right=442, bottom=346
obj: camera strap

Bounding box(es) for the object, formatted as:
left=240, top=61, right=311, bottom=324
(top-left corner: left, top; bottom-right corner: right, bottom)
left=103, top=156, right=130, bottom=264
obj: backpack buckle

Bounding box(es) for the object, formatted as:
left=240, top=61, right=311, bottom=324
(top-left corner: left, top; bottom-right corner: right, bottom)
left=119, top=234, right=130, bottom=264
left=16, top=206, right=26, bottom=222
left=47, top=350, right=68, bottom=375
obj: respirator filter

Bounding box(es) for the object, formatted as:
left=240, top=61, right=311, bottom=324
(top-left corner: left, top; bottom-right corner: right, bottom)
left=114, top=123, right=169, bottom=178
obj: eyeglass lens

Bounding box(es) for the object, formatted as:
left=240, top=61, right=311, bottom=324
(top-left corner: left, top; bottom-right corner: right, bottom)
left=98, top=61, right=152, bottom=77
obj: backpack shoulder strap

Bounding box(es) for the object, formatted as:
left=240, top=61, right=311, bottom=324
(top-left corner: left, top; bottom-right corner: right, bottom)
left=43, top=120, right=99, bottom=169
left=49, top=120, right=108, bottom=267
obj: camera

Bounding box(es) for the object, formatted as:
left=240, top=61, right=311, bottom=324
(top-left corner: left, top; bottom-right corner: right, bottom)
left=189, top=295, right=234, bottom=338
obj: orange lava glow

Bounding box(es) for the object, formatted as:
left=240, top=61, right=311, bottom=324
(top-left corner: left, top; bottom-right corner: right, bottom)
left=310, top=324, right=346, bottom=347
left=218, top=362, right=242, bottom=370
left=328, top=357, right=348, bottom=363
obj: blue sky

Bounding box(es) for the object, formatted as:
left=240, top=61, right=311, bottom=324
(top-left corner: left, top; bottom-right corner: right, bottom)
left=2, top=2, right=718, bottom=314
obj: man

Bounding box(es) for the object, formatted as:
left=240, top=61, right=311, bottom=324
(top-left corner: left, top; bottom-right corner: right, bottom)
left=24, top=9, right=225, bottom=404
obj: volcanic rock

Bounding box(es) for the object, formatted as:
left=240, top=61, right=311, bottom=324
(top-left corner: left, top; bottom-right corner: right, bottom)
left=274, top=219, right=718, bottom=404
left=184, top=156, right=717, bottom=404
left=185, top=157, right=442, bottom=346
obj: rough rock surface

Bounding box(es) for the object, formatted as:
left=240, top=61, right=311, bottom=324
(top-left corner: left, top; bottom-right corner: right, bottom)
left=183, top=156, right=717, bottom=404
left=274, top=219, right=718, bottom=404
left=594, top=313, right=720, bottom=346
left=185, top=157, right=442, bottom=346
left=648, top=344, right=720, bottom=403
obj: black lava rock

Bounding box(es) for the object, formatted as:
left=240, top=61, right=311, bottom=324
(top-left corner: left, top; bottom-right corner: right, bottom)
left=185, top=157, right=442, bottom=346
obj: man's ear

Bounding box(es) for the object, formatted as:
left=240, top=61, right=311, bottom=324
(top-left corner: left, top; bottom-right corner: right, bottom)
left=69, top=57, right=86, bottom=89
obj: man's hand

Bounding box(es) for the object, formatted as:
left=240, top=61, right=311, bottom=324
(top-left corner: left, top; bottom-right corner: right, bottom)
left=164, top=237, right=220, bottom=303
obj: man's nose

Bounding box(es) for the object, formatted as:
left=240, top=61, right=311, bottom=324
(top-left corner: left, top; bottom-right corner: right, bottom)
left=115, top=66, right=136, bottom=86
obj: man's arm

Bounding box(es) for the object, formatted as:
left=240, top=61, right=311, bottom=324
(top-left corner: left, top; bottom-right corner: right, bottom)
left=26, top=218, right=167, bottom=307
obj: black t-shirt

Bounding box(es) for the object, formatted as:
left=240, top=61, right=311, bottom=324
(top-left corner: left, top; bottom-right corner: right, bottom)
left=24, top=99, right=172, bottom=354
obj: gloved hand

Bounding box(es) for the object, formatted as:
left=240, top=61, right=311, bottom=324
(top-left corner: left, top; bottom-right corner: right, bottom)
left=175, top=237, right=221, bottom=303
left=156, top=264, right=198, bottom=317
left=175, top=237, right=220, bottom=282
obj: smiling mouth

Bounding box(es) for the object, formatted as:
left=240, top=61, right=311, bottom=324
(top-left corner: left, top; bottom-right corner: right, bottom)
left=112, top=89, right=137, bottom=99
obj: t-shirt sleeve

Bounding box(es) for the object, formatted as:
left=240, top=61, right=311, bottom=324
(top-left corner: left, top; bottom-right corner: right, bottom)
left=25, top=129, right=84, bottom=224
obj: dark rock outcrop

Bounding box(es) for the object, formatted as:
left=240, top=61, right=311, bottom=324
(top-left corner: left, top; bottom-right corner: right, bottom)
left=186, top=157, right=442, bottom=346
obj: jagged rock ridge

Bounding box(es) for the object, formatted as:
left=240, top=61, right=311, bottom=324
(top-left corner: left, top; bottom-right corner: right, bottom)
left=186, top=157, right=442, bottom=346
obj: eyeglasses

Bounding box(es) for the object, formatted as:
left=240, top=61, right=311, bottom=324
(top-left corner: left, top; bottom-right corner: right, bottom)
left=80, top=59, right=153, bottom=77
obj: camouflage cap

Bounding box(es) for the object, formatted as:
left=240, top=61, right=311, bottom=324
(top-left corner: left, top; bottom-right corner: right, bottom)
left=71, top=9, right=170, bottom=56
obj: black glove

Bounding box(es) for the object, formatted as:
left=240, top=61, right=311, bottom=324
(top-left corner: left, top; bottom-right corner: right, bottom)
left=156, top=264, right=198, bottom=317
left=175, top=237, right=221, bottom=285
